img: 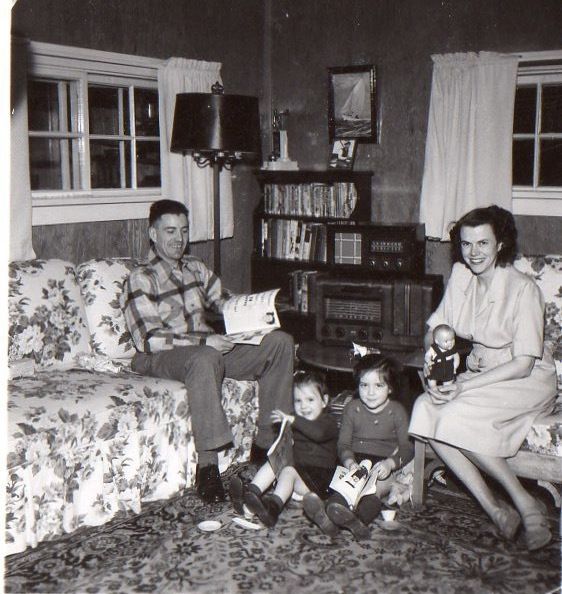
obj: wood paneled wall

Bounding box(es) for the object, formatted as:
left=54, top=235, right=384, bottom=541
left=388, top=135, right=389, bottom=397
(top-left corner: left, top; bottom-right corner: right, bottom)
left=12, top=0, right=562, bottom=288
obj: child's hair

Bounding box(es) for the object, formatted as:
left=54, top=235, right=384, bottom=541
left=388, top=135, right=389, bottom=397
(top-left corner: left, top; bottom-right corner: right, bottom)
left=293, top=369, right=328, bottom=402
left=352, top=353, right=400, bottom=395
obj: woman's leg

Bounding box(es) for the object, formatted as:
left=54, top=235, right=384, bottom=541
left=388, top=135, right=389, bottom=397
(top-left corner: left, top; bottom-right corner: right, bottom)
left=429, top=440, right=501, bottom=517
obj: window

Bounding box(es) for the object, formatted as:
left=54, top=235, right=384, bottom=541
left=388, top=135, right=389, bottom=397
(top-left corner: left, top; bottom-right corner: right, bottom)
left=27, top=42, right=163, bottom=225
left=512, top=50, right=562, bottom=216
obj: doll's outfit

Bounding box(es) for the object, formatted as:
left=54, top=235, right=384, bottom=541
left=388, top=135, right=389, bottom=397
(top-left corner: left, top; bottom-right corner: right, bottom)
left=426, top=343, right=458, bottom=385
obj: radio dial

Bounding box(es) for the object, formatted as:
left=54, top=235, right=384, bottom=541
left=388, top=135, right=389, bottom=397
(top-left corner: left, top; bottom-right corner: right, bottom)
left=372, top=331, right=383, bottom=342
left=358, top=329, right=368, bottom=341
left=335, top=327, right=346, bottom=339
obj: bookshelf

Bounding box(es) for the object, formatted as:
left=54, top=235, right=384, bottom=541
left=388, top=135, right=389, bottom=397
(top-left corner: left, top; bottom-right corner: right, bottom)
left=251, top=170, right=373, bottom=332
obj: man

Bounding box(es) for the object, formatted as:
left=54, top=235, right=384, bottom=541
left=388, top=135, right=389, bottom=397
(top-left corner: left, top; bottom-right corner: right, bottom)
left=122, top=199, right=294, bottom=504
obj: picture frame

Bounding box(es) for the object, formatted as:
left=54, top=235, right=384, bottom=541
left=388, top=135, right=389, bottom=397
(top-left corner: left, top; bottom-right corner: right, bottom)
left=328, top=65, right=378, bottom=143
left=328, top=139, right=357, bottom=169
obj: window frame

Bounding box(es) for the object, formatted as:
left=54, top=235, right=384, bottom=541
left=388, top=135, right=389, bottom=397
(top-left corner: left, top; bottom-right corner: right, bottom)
left=512, top=50, right=562, bottom=217
left=28, top=42, right=163, bottom=226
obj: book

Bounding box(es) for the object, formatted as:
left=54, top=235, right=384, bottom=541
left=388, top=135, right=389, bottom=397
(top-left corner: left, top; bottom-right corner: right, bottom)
left=329, top=460, right=378, bottom=509
left=223, top=288, right=281, bottom=345
left=267, top=418, right=294, bottom=477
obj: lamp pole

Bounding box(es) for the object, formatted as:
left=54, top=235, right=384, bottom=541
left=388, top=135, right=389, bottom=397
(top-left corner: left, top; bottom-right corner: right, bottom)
left=212, top=157, right=222, bottom=276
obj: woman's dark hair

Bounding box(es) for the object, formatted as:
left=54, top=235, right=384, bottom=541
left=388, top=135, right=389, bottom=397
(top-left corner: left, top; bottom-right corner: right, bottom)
left=449, top=205, right=518, bottom=267
left=352, top=353, right=400, bottom=396
left=149, top=199, right=189, bottom=227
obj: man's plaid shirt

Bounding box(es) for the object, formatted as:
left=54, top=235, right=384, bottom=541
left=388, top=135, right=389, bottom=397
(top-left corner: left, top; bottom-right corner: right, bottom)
left=122, top=247, right=224, bottom=353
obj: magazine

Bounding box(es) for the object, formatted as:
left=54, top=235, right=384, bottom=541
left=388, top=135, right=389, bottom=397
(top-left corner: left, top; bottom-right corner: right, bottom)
left=223, top=288, right=281, bottom=345
left=329, top=460, right=378, bottom=509
left=266, top=418, right=294, bottom=477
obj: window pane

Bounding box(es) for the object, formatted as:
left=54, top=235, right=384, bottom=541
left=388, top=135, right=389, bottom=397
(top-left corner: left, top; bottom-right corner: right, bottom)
left=135, top=89, right=159, bottom=136
left=89, top=86, right=130, bottom=135
left=136, top=140, right=161, bottom=187
left=512, top=139, right=534, bottom=186
left=90, top=140, right=128, bottom=188
left=28, top=80, right=62, bottom=131
left=539, top=139, right=562, bottom=186
left=542, top=85, right=562, bottom=133
left=513, top=86, right=537, bottom=134
left=29, top=137, right=62, bottom=189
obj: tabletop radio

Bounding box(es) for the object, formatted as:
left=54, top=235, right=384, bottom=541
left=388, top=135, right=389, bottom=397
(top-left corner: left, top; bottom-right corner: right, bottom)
left=315, top=274, right=443, bottom=350
left=326, top=223, right=425, bottom=275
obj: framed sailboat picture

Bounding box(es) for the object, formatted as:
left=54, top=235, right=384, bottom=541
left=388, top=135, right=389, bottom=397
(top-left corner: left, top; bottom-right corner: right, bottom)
left=328, top=65, right=377, bottom=143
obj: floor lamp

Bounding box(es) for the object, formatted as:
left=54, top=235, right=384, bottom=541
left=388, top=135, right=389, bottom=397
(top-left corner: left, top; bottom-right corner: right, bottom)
left=170, top=82, right=261, bottom=276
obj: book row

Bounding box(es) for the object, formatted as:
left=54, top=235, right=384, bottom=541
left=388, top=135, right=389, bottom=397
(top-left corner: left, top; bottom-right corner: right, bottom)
left=263, top=182, right=358, bottom=218
left=258, top=218, right=328, bottom=262
left=288, top=269, right=319, bottom=314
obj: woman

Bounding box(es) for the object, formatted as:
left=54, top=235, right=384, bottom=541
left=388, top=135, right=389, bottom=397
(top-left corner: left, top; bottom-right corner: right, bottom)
left=409, top=205, right=557, bottom=551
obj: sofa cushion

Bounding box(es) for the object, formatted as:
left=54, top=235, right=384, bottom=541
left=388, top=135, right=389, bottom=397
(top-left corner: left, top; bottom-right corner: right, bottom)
left=8, top=259, right=92, bottom=370
left=76, top=258, right=144, bottom=359
left=6, top=369, right=258, bottom=554
left=514, top=254, right=562, bottom=387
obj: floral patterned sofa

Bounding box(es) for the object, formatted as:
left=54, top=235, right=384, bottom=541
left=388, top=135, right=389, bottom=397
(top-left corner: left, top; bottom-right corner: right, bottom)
left=412, top=254, right=562, bottom=507
left=6, top=258, right=259, bottom=555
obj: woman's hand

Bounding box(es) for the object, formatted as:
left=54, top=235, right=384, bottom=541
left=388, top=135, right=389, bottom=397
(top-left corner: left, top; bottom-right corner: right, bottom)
left=373, top=458, right=396, bottom=480
left=270, top=409, right=295, bottom=425
left=427, top=380, right=463, bottom=404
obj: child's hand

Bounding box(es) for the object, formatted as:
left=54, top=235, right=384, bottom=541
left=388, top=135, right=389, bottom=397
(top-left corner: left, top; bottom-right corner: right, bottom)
left=344, top=459, right=359, bottom=472
left=373, top=458, right=395, bottom=480
left=270, top=409, right=295, bottom=424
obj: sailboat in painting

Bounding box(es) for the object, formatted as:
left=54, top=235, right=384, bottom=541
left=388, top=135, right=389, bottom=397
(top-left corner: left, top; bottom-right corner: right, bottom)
left=340, top=77, right=370, bottom=121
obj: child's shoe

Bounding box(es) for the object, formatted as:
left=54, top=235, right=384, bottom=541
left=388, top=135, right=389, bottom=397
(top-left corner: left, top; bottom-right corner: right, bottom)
left=303, top=492, right=339, bottom=537
left=229, top=475, right=245, bottom=515
left=326, top=502, right=371, bottom=540
left=244, top=491, right=282, bottom=527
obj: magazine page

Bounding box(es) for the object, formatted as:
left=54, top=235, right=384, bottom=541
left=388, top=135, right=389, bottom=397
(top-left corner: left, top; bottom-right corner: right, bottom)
left=329, top=460, right=375, bottom=509
left=267, top=418, right=294, bottom=477
left=223, top=288, right=281, bottom=345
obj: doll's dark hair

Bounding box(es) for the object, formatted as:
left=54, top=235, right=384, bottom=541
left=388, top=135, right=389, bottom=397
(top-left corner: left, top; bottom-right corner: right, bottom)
left=293, top=369, right=329, bottom=402
left=149, top=199, right=189, bottom=227
left=352, top=353, right=400, bottom=396
left=449, top=205, right=518, bottom=267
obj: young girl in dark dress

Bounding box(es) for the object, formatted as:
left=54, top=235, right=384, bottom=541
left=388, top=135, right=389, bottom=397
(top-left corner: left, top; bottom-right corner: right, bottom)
left=229, top=370, right=339, bottom=532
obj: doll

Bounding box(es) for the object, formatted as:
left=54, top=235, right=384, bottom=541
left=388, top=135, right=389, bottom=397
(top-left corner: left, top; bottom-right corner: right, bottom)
left=424, top=324, right=460, bottom=388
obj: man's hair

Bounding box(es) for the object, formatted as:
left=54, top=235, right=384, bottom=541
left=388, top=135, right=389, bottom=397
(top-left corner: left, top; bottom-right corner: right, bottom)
left=449, top=205, right=518, bottom=267
left=149, top=199, right=189, bottom=227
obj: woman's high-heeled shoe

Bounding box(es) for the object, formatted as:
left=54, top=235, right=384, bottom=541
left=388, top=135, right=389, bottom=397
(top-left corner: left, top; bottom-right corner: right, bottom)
left=490, top=500, right=521, bottom=541
left=522, top=500, right=551, bottom=551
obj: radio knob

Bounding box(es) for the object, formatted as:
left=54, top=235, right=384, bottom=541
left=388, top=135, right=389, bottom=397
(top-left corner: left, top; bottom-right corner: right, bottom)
left=372, top=331, right=383, bottom=342
left=335, top=327, right=346, bottom=339
left=358, top=329, right=368, bottom=341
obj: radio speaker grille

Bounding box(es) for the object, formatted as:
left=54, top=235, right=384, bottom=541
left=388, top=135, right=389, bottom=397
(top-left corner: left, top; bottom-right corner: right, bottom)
left=325, top=297, right=382, bottom=322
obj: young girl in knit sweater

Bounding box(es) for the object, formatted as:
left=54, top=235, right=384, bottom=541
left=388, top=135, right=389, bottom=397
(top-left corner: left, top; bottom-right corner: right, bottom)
left=229, top=370, right=339, bottom=532
left=303, top=353, right=414, bottom=540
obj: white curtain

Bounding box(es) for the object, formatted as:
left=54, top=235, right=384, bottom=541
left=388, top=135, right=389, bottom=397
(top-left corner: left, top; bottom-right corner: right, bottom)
left=158, top=58, right=233, bottom=242
left=10, top=36, right=35, bottom=261
left=419, top=52, right=519, bottom=241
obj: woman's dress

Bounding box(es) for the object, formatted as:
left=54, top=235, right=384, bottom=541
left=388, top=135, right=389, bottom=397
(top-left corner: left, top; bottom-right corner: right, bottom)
left=409, top=263, right=557, bottom=457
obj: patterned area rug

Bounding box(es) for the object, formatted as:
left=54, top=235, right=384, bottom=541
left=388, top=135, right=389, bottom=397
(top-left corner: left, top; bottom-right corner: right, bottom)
left=5, top=468, right=561, bottom=594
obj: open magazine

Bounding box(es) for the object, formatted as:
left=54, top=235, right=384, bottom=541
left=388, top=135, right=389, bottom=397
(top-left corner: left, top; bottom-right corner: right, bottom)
left=266, top=417, right=294, bottom=477
left=223, top=288, right=281, bottom=345
left=329, top=460, right=378, bottom=509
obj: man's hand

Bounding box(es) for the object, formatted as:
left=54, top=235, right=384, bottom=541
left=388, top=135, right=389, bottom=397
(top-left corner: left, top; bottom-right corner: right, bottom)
left=270, top=409, right=295, bottom=424
left=205, top=334, right=235, bottom=353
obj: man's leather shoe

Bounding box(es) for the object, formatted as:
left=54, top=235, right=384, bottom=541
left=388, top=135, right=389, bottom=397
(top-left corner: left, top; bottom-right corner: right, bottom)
left=196, top=464, right=225, bottom=504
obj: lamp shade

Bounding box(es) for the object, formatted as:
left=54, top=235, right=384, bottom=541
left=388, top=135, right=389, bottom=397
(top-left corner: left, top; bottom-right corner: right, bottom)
left=170, top=93, right=261, bottom=156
